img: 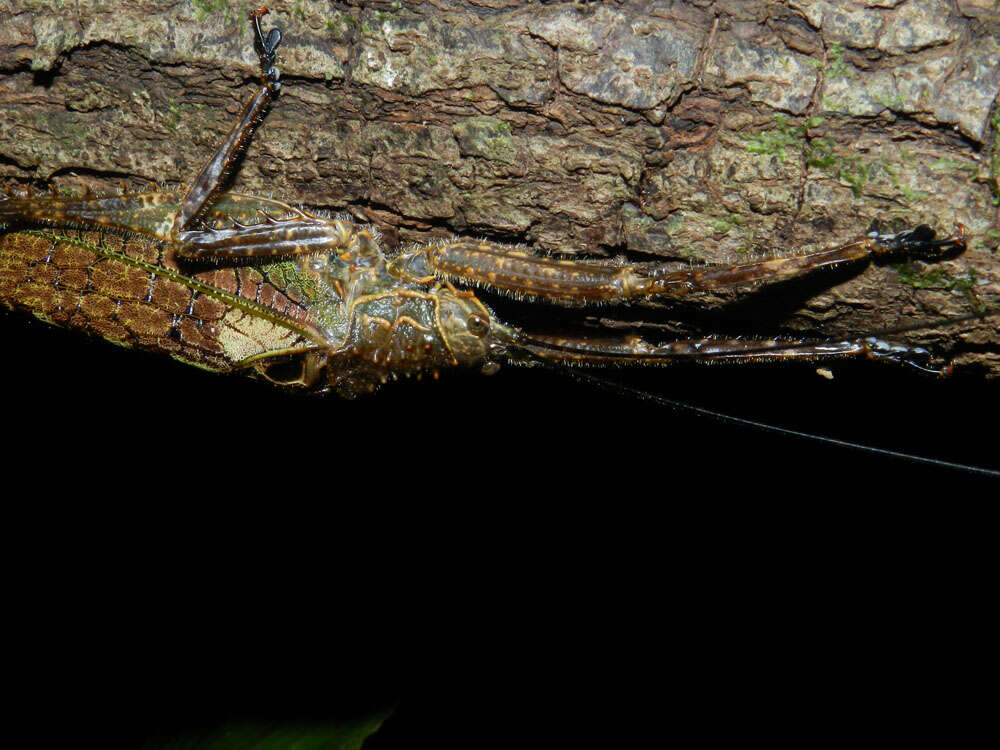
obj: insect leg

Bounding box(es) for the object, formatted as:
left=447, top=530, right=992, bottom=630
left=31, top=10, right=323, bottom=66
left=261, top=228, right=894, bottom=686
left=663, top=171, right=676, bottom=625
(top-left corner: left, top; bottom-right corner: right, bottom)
left=505, top=330, right=947, bottom=375
left=419, top=225, right=966, bottom=304
left=171, top=8, right=283, bottom=237
left=167, top=10, right=360, bottom=261
left=174, top=213, right=356, bottom=260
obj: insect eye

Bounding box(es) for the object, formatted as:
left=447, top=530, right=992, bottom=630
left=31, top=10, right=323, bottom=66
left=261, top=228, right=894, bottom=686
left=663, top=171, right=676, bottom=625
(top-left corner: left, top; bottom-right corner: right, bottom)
left=466, top=313, right=489, bottom=338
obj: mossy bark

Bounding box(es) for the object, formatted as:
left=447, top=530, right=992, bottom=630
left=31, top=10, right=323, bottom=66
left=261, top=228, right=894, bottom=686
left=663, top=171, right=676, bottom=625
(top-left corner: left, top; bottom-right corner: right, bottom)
left=2, top=0, right=999, bottom=373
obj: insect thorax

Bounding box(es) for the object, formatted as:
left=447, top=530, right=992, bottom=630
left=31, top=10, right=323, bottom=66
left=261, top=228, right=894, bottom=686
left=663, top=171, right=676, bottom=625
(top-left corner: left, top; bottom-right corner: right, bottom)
left=284, top=234, right=496, bottom=397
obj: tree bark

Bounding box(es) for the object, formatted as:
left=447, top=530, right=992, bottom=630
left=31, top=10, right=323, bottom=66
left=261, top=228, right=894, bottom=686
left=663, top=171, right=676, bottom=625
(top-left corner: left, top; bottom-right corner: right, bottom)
left=1, top=0, right=999, bottom=374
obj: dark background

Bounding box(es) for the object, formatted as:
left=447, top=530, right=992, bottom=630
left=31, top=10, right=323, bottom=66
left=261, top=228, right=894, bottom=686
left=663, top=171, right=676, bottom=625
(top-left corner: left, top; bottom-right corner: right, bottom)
left=2, top=308, right=993, bottom=746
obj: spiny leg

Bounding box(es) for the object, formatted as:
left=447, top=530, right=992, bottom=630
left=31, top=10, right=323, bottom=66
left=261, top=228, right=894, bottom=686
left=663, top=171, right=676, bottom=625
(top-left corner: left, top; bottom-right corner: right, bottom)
left=419, top=223, right=967, bottom=304
left=170, top=9, right=358, bottom=261
left=174, top=211, right=357, bottom=260
left=171, top=7, right=283, bottom=237
left=500, top=329, right=948, bottom=375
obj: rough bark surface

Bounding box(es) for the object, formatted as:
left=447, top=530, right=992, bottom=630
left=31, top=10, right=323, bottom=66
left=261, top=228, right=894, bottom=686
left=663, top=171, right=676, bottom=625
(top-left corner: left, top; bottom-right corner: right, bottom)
left=1, top=0, right=999, bottom=374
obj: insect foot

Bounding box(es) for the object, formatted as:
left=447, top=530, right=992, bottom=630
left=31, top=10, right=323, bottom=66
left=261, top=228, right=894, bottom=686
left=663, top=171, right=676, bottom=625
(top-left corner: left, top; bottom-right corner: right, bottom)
left=249, top=7, right=282, bottom=85
left=862, top=338, right=951, bottom=376
left=866, top=221, right=967, bottom=258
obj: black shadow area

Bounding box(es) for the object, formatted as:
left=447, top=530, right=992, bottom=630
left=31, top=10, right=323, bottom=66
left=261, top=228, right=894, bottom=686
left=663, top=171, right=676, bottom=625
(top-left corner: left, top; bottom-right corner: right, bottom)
left=1, top=312, right=992, bottom=746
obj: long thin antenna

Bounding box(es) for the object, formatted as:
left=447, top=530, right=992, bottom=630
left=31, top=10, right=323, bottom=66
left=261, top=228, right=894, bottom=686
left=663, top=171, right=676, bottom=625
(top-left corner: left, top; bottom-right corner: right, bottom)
left=557, top=367, right=1000, bottom=479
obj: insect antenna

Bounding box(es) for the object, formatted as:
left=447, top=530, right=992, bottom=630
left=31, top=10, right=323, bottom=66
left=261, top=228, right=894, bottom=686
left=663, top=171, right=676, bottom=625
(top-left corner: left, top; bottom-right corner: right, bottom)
left=502, top=307, right=1000, bottom=479
left=543, top=364, right=1000, bottom=479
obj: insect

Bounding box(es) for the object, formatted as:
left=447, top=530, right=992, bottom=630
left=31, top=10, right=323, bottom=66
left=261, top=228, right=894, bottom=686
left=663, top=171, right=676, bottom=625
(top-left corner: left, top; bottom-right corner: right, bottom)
left=0, top=8, right=996, bottom=476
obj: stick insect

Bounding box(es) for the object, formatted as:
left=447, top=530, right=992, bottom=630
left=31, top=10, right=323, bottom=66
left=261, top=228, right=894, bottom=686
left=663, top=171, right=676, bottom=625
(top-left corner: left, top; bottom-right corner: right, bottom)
left=0, top=8, right=995, bottom=476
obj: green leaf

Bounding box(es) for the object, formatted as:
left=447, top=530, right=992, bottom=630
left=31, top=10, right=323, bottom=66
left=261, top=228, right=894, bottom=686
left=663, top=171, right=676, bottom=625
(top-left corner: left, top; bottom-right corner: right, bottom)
left=142, top=713, right=392, bottom=750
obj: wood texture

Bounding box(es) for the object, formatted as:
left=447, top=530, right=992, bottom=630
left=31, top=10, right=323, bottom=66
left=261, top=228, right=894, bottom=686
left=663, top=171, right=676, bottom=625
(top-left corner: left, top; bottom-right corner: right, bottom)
left=1, top=0, right=999, bottom=374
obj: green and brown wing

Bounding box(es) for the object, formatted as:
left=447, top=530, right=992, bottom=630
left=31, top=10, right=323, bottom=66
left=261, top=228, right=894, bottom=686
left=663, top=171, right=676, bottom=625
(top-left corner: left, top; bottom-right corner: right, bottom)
left=0, top=226, right=329, bottom=374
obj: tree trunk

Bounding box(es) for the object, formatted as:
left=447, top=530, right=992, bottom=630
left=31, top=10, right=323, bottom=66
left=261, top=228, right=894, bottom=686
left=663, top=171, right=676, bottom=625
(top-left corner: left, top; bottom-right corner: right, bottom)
left=1, top=0, right=999, bottom=373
